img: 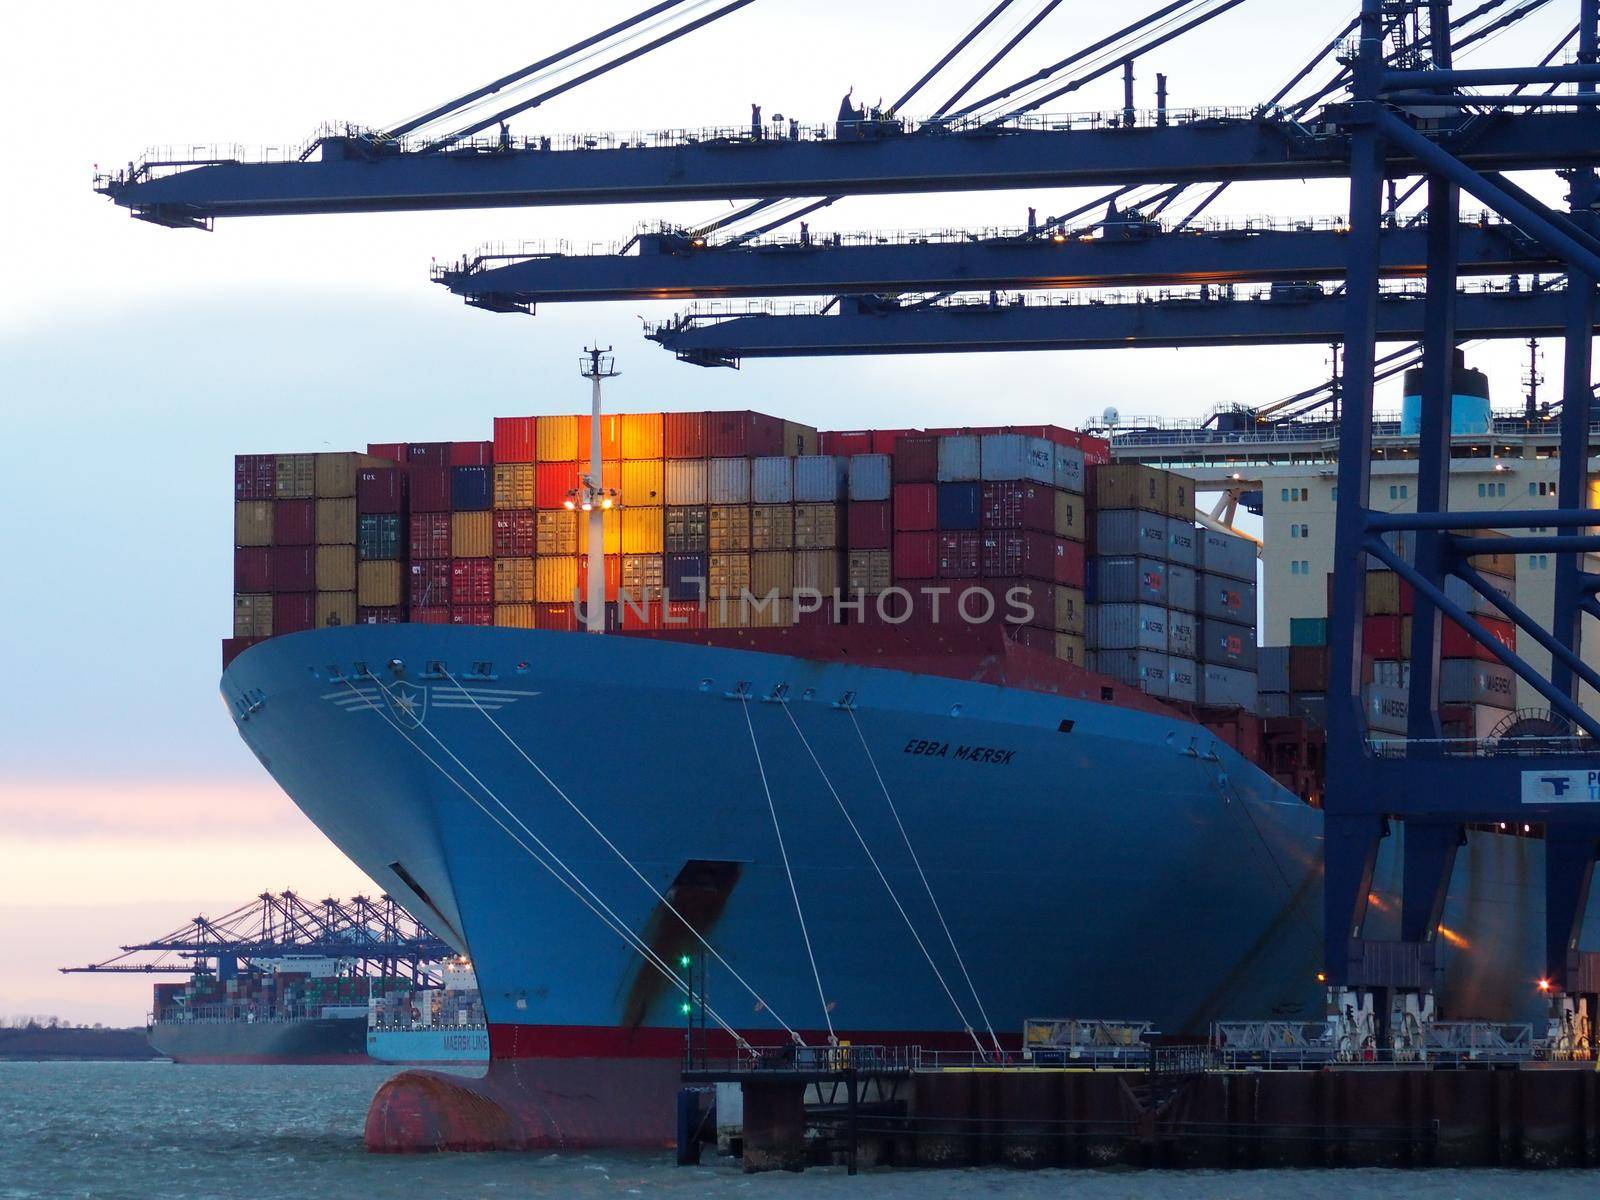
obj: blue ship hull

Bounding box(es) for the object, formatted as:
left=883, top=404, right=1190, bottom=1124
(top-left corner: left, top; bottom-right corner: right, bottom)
left=221, top=625, right=1566, bottom=1147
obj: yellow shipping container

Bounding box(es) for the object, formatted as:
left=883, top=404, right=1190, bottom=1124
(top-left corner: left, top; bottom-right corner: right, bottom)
left=315, top=591, right=356, bottom=628
left=576, top=508, right=621, bottom=555
left=781, top=421, right=819, bottom=456
left=708, top=505, right=751, bottom=551
left=357, top=561, right=403, bottom=607
left=1054, top=585, right=1086, bottom=635
left=235, top=501, right=274, bottom=547
left=620, top=459, right=665, bottom=504
left=751, top=505, right=795, bottom=550
left=1365, top=571, right=1401, bottom=616
left=794, top=503, right=841, bottom=549
left=495, top=603, right=537, bottom=629
left=621, top=506, right=665, bottom=554
left=316, top=498, right=356, bottom=546
left=1094, top=464, right=1166, bottom=512
left=274, top=453, right=315, bottom=499
left=537, top=415, right=580, bottom=462
left=794, top=549, right=841, bottom=595
left=536, top=509, right=578, bottom=556
left=536, top=556, right=579, bottom=603
left=452, top=511, right=493, bottom=558
left=1055, top=633, right=1087, bottom=667
left=620, top=413, right=664, bottom=459
left=1165, top=472, right=1195, bottom=520
left=233, top=593, right=273, bottom=637
left=314, top=451, right=384, bottom=498
left=494, top=557, right=536, bottom=603
left=750, top=550, right=794, bottom=597
left=1054, top=491, right=1085, bottom=541
left=493, top=463, right=537, bottom=509
left=742, top=596, right=794, bottom=628
left=708, top=552, right=751, bottom=597
left=622, top=554, right=664, bottom=593
left=316, top=545, right=357, bottom=592
left=846, top=549, right=892, bottom=594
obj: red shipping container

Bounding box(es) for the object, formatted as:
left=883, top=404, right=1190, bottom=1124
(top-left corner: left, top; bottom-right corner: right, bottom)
left=893, top=483, right=938, bottom=531
left=273, top=593, right=315, bottom=634
left=450, top=440, right=494, bottom=467
left=451, top=558, right=494, bottom=606
left=235, top=454, right=276, bottom=500
left=406, top=442, right=452, bottom=467
left=1054, top=538, right=1086, bottom=587
left=893, top=531, right=938, bottom=579
left=271, top=546, right=316, bottom=592
left=494, top=416, right=538, bottom=464
left=409, top=560, right=452, bottom=607
left=234, top=547, right=272, bottom=592
left=451, top=605, right=494, bottom=626
left=356, top=467, right=404, bottom=514
left=666, top=599, right=709, bottom=629
left=821, top=430, right=874, bottom=456
left=358, top=606, right=403, bottom=624
left=871, top=429, right=918, bottom=454
left=1011, top=625, right=1056, bottom=655
left=664, top=412, right=707, bottom=459
left=492, top=509, right=536, bottom=557
left=893, top=436, right=939, bottom=483
left=412, top=606, right=451, bottom=624
left=579, top=554, right=623, bottom=601
left=536, top=461, right=582, bottom=508
left=366, top=442, right=406, bottom=463
left=1079, top=433, right=1112, bottom=465
left=980, top=482, right=1056, bottom=532
left=977, top=578, right=1053, bottom=630
left=1364, top=615, right=1402, bottom=660
left=1443, top=617, right=1516, bottom=660
left=410, top=512, right=452, bottom=560
left=274, top=498, right=316, bottom=546
left=221, top=637, right=261, bottom=669
left=620, top=594, right=665, bottom=631
left=848, top=501, right=892, bottom=549
left=572, top=414, right=624, bottom=461
left=408, top=467, right=452, bottom=512
left=704, top=410, right=784, bottom=458
left=938, top=531, right=982, bottom=578
left=981, top=531, right=1074, bottom=582
left=535, top=602, right=579, bottom=631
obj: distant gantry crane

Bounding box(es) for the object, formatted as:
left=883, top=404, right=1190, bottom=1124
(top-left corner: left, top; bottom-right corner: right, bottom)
left=98, top=0, right=1600, bottom=1050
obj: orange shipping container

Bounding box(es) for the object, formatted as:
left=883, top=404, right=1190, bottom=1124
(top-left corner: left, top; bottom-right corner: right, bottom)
left=537, top=415, right=580, bottom=462
left=751, top=505, right=795, bottom=549
left=274, top=453, right=315, bottom=499
left=495, top=603, right=537, bottom=628
left=452, top=511, right=493, bottom=558
left=316, top=545, right=357, bottom=592
left=233, top=594, right=273, bottom=637
left=576, top=508, right=622, bottom=555
left=536, top=556, right=579, bottom=603
left=316, top=592, right=356, bottom=628
left=316, top=498, right=356, bottom=545
left=620, top=459, right=665, bottom=504
left=494, top=557, right=536, bottom=603
left=235, top=501, right=274, bottom=547
left=536, top=509, right=578, bottom=556
left=357, top=561, right=403, bottom=607
left=493, top=463, right=537, bottom=509
left=620, top=412, right=665, bottom=459
left=621, top=506, right=665, bottom=554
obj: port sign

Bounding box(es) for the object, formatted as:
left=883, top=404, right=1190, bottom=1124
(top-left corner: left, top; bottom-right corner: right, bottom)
left=1520, top=770, right=1600, bottom=805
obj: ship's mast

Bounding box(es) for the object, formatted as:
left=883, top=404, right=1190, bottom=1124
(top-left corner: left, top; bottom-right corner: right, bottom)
left=578, top=347, right=619, bottom=633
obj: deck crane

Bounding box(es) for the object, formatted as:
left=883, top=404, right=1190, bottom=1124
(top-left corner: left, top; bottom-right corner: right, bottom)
left=98, top=0, right=1600, bottom=1056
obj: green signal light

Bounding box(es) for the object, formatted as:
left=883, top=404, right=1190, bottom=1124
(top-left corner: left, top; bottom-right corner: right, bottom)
left=680, top=1002, right=692, bottom=1015
left=679, top=955, right=692, bottom=969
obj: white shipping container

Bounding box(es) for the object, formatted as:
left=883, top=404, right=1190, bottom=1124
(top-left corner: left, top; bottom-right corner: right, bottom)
left=706, top=457, right=751, bottom=504
left=1439, top=659, right=1517, bottom=708
left=937, top=435, right=981, bottom=482
left=794, top=455, right=847, bottom=502
left=1199, top=528, right=1256, bottom=582
left=1365, top=684, right=1409, bottom=735
left=1166, top=563, right=1198, bottom=614
left=1372, top=659, right=1410, bottom=689
left=1053, top=444, right=1086, bottom=493
left=1166, top=518, right=1198, bottom=566
left=750, top=456, right=794, bottom=504
left=1168, top=610, right=1198, bottom=659
left=1097, top=649, right=1170, bottom=697
left=1094, top=510, right=1168, bottom=557
left=1092, top=603, right=1168, bottom=652
left=1200, top=664, right=1258, bottom=709
left=665, top=459, right=708, bottom=506
left=980, top=434, right=1054, bottom=483
left=1168, top=656, right=1199, bottom=702
left=847, top=453, right=892, bottom=502
left=1444, top=572, right=1515, bottom=618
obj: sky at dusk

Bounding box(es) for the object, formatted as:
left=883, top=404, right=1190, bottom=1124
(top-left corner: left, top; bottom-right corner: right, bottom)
left=1, top=0, right=1583, bottom=1024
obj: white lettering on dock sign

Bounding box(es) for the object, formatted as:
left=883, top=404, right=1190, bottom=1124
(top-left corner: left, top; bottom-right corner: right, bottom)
left=1520, top=770, right=1600, bottom=805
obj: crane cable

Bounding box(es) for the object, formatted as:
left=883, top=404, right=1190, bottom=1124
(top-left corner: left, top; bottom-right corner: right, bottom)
left=779, top=702, right=988, bottom=1055
left=741, top=694, right=835, bottom=1045
left=846, top=707, right=1002, bottom=1055
left=431, top=667, right=803, bottom=1043
left=338, top=675, right=754, bottom=1049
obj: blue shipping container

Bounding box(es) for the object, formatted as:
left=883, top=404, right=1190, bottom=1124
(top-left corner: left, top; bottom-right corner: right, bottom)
left=936, top=482, right=982, bottom=531
left=665, top=552, right=708, bottom=601
left=451, top=465, right=491, bottom=511
left=1289, top=617, right=1328, bottom=647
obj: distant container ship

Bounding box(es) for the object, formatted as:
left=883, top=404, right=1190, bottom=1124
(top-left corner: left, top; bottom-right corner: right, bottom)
left=368, top=960, right=490, bottom=1066
left=219, top=411, right=1562, bottom=1149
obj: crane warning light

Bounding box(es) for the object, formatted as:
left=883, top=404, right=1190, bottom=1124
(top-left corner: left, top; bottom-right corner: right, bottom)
left=1538, top=978, right=1553, bottom=993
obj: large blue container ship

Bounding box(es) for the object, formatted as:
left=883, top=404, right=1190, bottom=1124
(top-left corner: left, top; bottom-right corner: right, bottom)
left=222, top=620, right=1562, bottom=1150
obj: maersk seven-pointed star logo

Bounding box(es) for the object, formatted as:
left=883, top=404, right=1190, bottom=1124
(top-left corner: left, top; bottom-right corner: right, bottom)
left=385, top=681, right=428, bottom=728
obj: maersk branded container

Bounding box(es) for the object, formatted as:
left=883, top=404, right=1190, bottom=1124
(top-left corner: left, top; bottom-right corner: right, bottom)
left=493, top=416, right=537, bottom=464
left=664, top=459, right=708, bottom=506
left=1168, top=610, right=1198, bottom=659
left=1168, top=657, right=1199, bottom=702
left=847, top=454, right=892, bottom=502
left=707, top=458, right=751, bottom=505
left=316, top=498, right=356, bottom=546
left=270, top=546, right=315, bottom=592
left=409, top=560, right=451, bottom=607
left=794, top=455, right=847, bottom=502
left=273, top=499, right=315, bottom=546
left=449, top=558, right=493, bottom=606
left=894, top=531, right=938, bottom=579
left=1093, top=603, right=1168, bottom=652
left=1094, top=510, right=1168, bottom=558
left=357, top=513, right=402, bottom=561
left=1097, top=649, right=1170, bottom=697
left=1052, top=444, right=1085, bottom=494
left=751, top=505, right=795, bottom=550
left=751, top=457, right=794, bottom=505
left=537, top=415, right=580, bottom=462
left=1444, top=572, right=1515, bottom=617
left=235, top=454, right=276, bottom=500
left=1088, top=555, right=1167, bottom=606
left=1199, top=663, right=1257, bottom=709
left=493, top=557, right=535, bottom=604
left=1198, top=528, right=1256, bottom=581
left=1198, top=617, right=1258, bottom=671
left=1364, top=684, right=1409, bottom=735
left=1054, top=490, right=1085, bottom=542
left=665, top=552, right=708, bottom=601
left=665, top=505, right=708, bottom=553
left=892, top=435, right=939, bottom=483
left=980, top=434, right=1054, bottom=484
left=847, top=501, right=891, bottom=549
left=663, top=411, right=707, bottom=459
left=1199, top=573, right=1256, bottom=624
left=493, top=463, right=537, bottom=510
left=275, top=453, right=315, bottom=499
left=1054, top=586, right=1086, bottom=636
left=620, top=412, right=664, bottom=459
left=893, top=483, right=938, bottom=531
left=408, top=467, right=452, bottom=513
left=794, top=503, right=841, bottom=549
left=619, top=459, right=664, bottom=505
left=936, top=435, right=981, bottom=482
left=847, top=549, right=892, bottom=594
left=1166, top=518, right=1198, bottom=566
left=981, top=482, right=1055, bottom=532
left=937, top=531, right=981, bottom=578
left=1093, top=464, right=1166, bottom=512
left=492, top=510, right=536, bottom=557
left=1439, top=659, right=1517, bottom=708
left=936, top=482, right=981, bottom=530
left=410, top=513, right=451, bottom=560
left=1166, top=563, right=1197, bottom=614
